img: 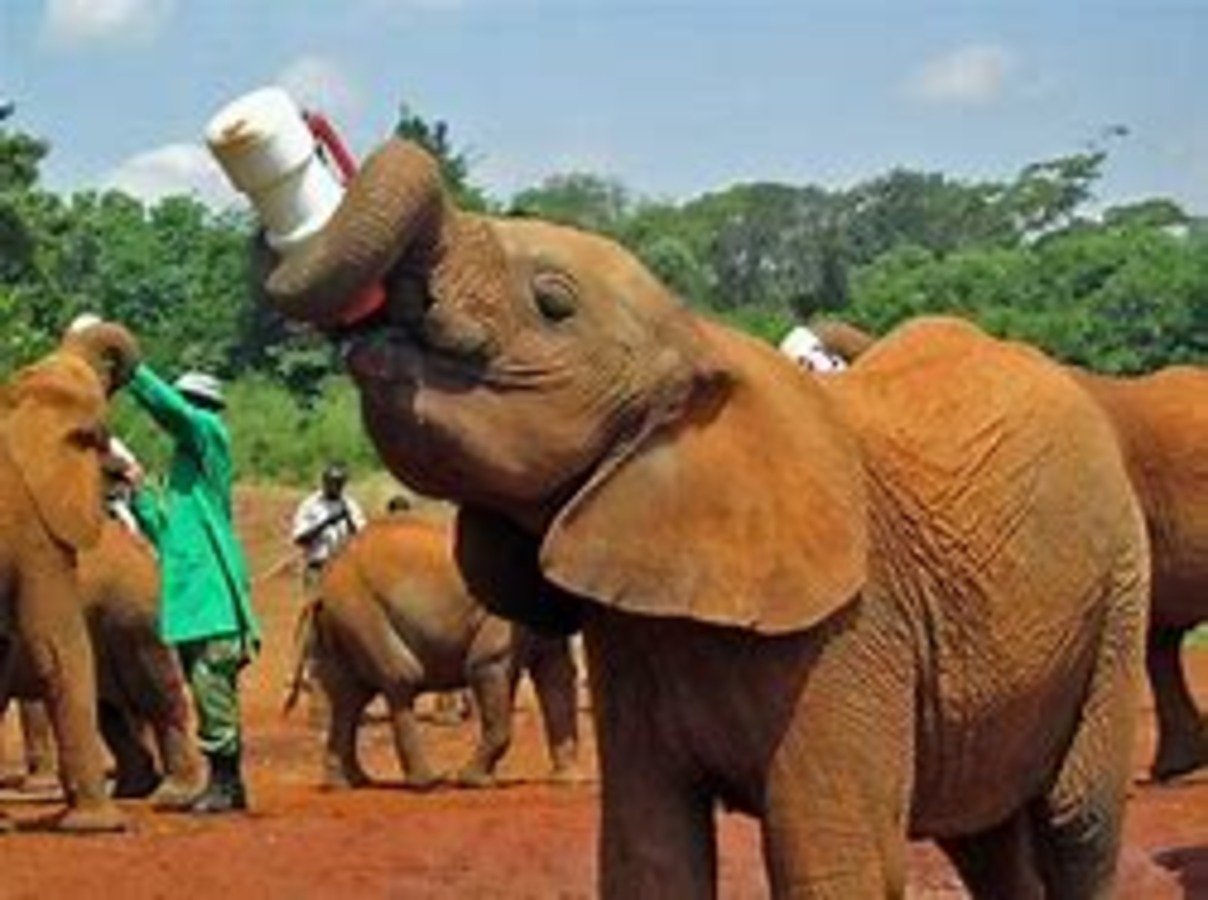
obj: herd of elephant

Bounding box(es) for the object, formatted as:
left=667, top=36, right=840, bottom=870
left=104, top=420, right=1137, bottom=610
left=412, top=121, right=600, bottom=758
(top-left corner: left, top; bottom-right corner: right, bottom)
left=0, top=130, right=1202, bottom=897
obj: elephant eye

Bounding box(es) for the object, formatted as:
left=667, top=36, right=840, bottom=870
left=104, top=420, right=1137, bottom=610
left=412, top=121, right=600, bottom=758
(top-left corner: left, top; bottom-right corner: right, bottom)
left=531, top=271, right=578, bottom=323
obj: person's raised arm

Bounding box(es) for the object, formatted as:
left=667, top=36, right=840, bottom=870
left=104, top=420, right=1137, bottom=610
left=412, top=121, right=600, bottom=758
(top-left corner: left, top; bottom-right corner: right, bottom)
left=127, top=364, right=208, bottom=452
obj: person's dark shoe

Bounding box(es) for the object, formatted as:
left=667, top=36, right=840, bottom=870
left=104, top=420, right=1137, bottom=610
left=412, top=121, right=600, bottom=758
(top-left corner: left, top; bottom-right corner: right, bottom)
left=188, top=751, right=248, bottom=815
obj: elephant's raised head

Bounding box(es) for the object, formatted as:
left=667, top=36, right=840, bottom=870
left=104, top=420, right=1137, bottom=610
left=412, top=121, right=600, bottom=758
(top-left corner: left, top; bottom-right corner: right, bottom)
left=0, top=333, right=128, bottom=550
left=258, top=139, right=867, bottom=635
left=60, top=322, right=141, bottom=395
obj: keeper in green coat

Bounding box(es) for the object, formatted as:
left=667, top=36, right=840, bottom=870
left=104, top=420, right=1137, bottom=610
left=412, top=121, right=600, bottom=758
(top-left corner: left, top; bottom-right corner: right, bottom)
left=128, top=363, right=260, bottom=815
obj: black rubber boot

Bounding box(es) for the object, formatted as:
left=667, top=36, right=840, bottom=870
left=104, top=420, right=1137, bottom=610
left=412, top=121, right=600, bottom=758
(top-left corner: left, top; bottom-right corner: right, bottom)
left=188, top=750, right=248, bottom=814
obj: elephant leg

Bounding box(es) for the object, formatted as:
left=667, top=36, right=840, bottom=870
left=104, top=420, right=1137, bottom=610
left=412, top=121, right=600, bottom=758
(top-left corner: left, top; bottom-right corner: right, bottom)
left=140, top=647, right=206, bottom=809
left=101, top=700, right=160, bottom=799
left=318, top=659, right=373, bottom=790
left=380, top=689, right=439, bottom=790
left=1146, top=625, right=1208, bottom=781
left=18, top=700, right=59, bottom=793
left=938, top=813, right=1045, bottom=900
left=18, top=566, right=124, bottom=832
left=593, top=693, right=716, bottom=897
left=525, top=635, right=582, bottom=783
left=1031, top=573, right=1145, bottom=900
left=456, top=658, right=512, bottom=788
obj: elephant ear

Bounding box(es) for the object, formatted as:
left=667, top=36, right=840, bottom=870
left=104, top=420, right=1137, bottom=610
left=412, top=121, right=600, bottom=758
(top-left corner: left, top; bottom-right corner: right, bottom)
left=454, top=507, right=583, bottom=636
left=2, top=353, right=107, bottom=550
left=540, top=328, right=868, bottom=635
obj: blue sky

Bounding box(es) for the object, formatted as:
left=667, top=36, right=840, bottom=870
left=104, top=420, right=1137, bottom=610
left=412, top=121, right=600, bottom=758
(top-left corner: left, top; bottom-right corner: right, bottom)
left=2, top=0, right=1206, bottom=214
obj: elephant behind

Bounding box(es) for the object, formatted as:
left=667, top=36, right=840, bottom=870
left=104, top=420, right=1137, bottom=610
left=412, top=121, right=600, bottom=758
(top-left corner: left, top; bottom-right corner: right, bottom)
left=0, top=518, right=205, bottom=803
left=806, top=319, right=1208, bottom=783
left=300, top=514, right=581, bottom=789
left=251, top=137, right=1151, bottom=898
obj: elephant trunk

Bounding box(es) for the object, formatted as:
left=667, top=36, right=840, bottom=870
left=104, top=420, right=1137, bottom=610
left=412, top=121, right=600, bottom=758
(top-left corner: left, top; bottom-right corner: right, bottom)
left=264, top=138, right=445, bottom=327
left=263, top=138, right=511, bottom=357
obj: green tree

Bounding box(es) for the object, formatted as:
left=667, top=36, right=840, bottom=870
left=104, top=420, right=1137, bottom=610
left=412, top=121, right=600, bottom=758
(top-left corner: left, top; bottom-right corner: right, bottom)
left=510, top=173, right=632, bottom=236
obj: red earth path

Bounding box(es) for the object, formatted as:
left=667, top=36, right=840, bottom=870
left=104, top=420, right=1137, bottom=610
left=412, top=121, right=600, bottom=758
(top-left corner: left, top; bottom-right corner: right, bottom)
left=0, top=484, right=1203, bottom=898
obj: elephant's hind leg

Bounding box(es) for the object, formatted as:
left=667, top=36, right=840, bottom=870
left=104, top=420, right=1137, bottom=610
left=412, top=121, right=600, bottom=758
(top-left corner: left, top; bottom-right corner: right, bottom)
left=1146, top=624, right=1208, bottom=781
left=1032, top=569, right=1147, bottom=899
left=101, top=701, right=160, bottom=798
left=317, top=657, right=373, bottom=790
left=938, top=813, right=1044, bottom=900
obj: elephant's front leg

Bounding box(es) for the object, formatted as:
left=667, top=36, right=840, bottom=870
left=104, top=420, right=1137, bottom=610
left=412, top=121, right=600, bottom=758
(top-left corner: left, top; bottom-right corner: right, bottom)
left=596, top=732, right=717, bottom=899
left=588, top=637, right=717, bottom=898
left=18, top=566, right=125, bottom=832
left=128, top=636, right=205, bottom=808
left=1146, top=625, right=1208, bottom=781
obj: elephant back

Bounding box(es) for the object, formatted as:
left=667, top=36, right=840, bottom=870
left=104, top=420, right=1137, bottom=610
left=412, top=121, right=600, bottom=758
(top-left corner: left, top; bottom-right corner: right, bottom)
left=320, top=515, right=498, bottom=662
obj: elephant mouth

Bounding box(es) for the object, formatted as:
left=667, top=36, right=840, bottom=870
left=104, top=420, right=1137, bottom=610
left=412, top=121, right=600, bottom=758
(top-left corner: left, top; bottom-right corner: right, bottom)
left=340, top=322, right=486, bottom=389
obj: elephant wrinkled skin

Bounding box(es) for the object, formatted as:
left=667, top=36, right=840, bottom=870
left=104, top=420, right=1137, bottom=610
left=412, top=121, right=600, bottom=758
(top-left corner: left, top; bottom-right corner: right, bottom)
left=256, top=138, right=1151, bottom=899
left=808, top=318, right=1208, bottom=783
left=301, top=514, right=580, bottom=790
left=0, top=323, right=140, bottom=832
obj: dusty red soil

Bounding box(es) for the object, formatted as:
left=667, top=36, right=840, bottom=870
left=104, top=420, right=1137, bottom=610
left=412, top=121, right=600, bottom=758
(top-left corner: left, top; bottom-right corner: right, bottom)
left=0, top=484, right=1203, bottom=898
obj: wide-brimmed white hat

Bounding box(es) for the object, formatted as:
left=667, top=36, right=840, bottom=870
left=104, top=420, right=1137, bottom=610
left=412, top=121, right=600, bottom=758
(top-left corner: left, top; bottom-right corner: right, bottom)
left=173, top=371, right=225, bottom=408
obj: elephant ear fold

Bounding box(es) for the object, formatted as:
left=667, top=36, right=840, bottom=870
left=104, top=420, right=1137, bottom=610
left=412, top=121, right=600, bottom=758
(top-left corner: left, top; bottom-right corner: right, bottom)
left=3, top=354, right=106, bottom=550
left=454, top=507, right=583, bottom=636
left=541, top=338, right=868, bottom=635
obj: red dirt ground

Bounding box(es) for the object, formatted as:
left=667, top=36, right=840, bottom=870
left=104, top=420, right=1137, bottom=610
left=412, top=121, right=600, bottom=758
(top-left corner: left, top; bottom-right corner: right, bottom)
left=0, top=484, right=1203, bottom=898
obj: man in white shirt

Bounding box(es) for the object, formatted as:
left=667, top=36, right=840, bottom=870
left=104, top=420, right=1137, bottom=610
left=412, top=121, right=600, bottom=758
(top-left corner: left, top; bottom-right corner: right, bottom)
left=291, top=462, right=366, bottom=589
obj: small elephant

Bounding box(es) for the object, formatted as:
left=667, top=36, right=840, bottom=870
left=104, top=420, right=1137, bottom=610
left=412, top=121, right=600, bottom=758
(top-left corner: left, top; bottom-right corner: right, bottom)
left=1074, top=366, right=1208, bottom=781
left=807, top=319, right=1208, bottom=783
left=0, top=322, right=139, bottom=832
left=254, top=138, right=1151, bottom=898
left=299, top=514, right=580, bottom=790
left=0, top=517, right=206, bottom=804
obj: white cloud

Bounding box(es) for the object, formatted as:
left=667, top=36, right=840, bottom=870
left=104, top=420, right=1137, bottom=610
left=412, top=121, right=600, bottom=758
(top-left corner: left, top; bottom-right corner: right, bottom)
left=103, top=143, right=238, bottom=209
left=42, top=0, right=176, bottom=48
left=906, top=43, right=1015, bottom=107
left=275, top=56, right=363, bottom=122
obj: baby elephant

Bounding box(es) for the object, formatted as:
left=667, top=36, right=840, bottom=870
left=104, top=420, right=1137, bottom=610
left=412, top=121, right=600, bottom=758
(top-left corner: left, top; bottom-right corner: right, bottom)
left=298, top=515, right=581, bottom=790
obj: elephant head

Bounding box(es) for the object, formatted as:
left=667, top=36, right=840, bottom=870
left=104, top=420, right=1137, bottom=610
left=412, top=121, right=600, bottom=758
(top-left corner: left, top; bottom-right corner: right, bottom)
left=258, top=138, right=867, bottom=635
left=0, top=325, right=138, bottom=550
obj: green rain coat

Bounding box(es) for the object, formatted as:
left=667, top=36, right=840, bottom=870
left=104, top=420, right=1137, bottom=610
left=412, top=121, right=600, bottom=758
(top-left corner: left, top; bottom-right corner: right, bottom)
left=128, top=364, right=260, bottom=647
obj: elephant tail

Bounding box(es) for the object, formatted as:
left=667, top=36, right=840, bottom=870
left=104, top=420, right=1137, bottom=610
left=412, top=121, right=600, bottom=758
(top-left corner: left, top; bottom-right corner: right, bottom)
left=282, top=598, right=321, bottom=716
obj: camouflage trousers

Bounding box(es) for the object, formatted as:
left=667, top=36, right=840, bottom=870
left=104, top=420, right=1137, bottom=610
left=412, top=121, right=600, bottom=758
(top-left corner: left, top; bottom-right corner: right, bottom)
left=177, top=635, right=250, bottom=757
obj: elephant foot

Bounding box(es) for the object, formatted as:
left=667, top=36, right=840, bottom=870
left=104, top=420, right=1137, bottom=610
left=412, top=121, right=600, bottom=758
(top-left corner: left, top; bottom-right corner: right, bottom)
left=321, top=762, right=372, bottom=791
left=150, top=776, right=207, bottom=811
left=452, top=766, right=496, bottom=790
left=548, top=761, right=589, bottom=786
left=1151, top=742, right=1208, bottom=782
left=403, top=770, right=444, bottom=792
left=0, top=812, right=14, bottom=835
left=56, top=802, right=127, bottom=834
left=20, top=771, right=61, bottom=796
left=112, top=769, right=163, bottom=800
